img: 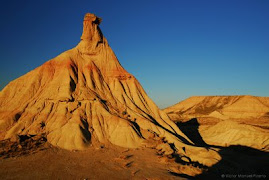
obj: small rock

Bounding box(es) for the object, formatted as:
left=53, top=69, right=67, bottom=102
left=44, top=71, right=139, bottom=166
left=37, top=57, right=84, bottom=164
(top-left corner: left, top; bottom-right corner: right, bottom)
left=181, top=156, right=191, bottom=163
left=10, top=135, right=19, bottom=142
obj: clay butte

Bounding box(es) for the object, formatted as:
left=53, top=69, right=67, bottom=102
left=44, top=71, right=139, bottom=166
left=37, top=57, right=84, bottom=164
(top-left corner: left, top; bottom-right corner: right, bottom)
left=0, top=13, right=220, bottom=166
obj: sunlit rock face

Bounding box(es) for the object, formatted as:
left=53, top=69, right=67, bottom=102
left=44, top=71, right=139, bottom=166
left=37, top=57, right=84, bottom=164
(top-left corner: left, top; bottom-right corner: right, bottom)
left=0, top=13, right=220, bottom=167
left=165, top=95, right=269, bottom=120
left=164, top=96, right=269, bottom=151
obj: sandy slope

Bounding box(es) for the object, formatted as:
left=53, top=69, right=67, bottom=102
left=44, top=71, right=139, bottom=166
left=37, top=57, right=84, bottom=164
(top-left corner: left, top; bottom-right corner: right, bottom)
left=165, top=95, right=269, bottom=120
left=164, top=96, right=269, bottom=151
left=200, top=120, right=269, bottom=150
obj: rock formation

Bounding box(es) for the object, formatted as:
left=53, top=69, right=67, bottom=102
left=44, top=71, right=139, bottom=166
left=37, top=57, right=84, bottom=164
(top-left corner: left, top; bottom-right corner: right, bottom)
left=200, top=120, right=269, bottom=150
left=164, top=95, right=269, bottom=121
left=0, top=13, right=220, bottom=166
left=164, top=95, right=269, bottom=150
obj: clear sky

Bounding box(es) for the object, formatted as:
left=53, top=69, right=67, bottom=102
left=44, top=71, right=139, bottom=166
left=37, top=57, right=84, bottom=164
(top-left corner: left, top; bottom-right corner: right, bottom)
left=0, top=0, right=268, bottom=108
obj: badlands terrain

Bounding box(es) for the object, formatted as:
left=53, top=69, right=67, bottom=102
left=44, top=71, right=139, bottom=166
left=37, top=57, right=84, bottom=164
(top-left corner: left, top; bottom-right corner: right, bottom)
left=165, top=95, right=269, bottom=150
left=0, top=13, right=268, bottom=179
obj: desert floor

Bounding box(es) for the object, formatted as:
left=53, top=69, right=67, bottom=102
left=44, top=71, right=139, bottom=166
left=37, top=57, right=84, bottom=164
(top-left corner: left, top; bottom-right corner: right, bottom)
left=0, top=142, right=191, bottom=180
left=1, top=121, right=268, bottom=180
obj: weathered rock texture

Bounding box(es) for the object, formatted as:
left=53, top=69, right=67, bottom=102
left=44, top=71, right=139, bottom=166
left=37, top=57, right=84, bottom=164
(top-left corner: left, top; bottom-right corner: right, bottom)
left=165, top=95, right=269, bottom=121
left=165, top=95, right=269, bottom=150
left=200, top=120, right=269, bottom=150
left=0, top=13, right=220, bottom=166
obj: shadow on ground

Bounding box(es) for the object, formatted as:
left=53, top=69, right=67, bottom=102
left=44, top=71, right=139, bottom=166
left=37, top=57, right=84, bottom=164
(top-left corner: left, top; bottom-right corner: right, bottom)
left=175, top=118, right=269, bottom=179
left=176, top=118, right=209, bottom=147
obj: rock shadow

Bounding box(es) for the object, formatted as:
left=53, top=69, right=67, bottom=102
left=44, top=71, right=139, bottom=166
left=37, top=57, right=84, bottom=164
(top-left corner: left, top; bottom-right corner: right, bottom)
left=175, top=118, right=269, bottom=178
left=196, top=145, right=269, bottom=179
left=176, top=118, right=208, bottom=147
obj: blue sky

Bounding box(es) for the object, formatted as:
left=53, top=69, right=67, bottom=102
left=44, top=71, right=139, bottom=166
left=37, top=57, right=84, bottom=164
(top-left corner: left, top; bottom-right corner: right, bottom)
left=0, top=0, right=268, bottom=108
